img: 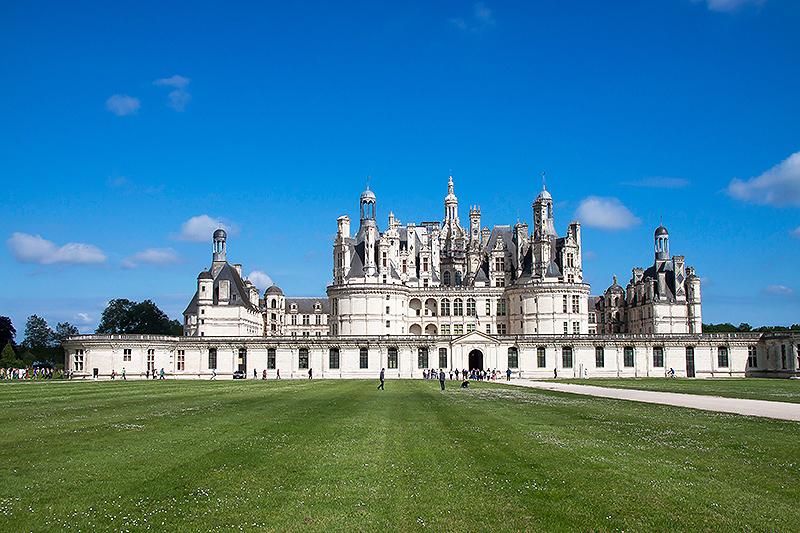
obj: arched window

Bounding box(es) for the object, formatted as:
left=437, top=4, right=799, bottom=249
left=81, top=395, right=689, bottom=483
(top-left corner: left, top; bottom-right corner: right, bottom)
left=271, top=299, right=277, bottom=309
left=443, top=271, right=451, bottom=286
left=441, top=298, right=451, bottom=316
left=466, top=298, right=476, bottom=316
left=453, top=298, right=464, bottom=316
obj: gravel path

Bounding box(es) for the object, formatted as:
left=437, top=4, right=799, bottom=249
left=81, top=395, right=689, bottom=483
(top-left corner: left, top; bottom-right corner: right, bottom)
left=515, top=380, right=800, bottom=422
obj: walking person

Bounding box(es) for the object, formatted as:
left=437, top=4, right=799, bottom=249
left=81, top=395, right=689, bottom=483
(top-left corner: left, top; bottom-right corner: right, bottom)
left=160, top=368, right=164, bottom=379
left=439, top=368, right=446, bottom=390
left=211, top=369, right=216, bottom=380
left=308, top=368, right=313, bottom=380
left=506, top=368, right=511, bottom=381
left=553, top=367, right=557, bottom=379
left=122, top=367, right=126, bottom=380
left=276, top=369, right=281, bottom=380
left=378, top=368, right=385, bottom=390
left=254, top=368, right=257, bottom=380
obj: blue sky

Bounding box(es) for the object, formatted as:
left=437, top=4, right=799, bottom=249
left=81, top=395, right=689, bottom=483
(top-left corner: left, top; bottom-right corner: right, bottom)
left=2, top=0, right=799, bottom=336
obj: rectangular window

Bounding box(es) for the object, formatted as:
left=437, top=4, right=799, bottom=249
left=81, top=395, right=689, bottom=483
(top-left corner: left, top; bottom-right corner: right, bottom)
left=267, top=348, right=276, bottom=369
left=439, top=348, right=448, bottom=368
left=316, top=314, right=321, bottom=325
left=466, top=299, right=476, bottom=316
left=382, top=251, right=387, bottom=267
left=329, top=348, right=340, bottom=369
left=624, top=346, right=634, bottom=367
left=485, top=300, right=491, bottom=315
left=360, top=347, right=368, bottom=369
left=454, top=324, right=464, bottom=335
left=302, top=315, right=310, bottom=325
left=573, top=321, right=580, bottom=335
left=563, top=295, right=568, bottom=313
left=466, top=324, right=475, bottom=333
left=508, top=347, right=519, bottom=368
left=595, top=346, right=604, bottom=368
left=386, top=320, right=390, bottom=328
left=563, top=321, right=569, bottom=334
left=747, top=346, right=757, bottom=368
left=497, top=323, right=507, bottom=335
left=423, top=257, right=428, bottom=272
left=589, top=313, right=595, bottom=324
left=208, top=348, right=217, bottom=370
left=291, top=315, right=297, bottom=325
left=299, top=348, right=309, bottom=369
left=653, top=346, right=664, bottom=367
left=418, top=347, right=428, bottom=369
left=74, top=350, right=84, bottom=371
left=486, top=324, right=492, bottom=334
left=123, top=348, right=132, bottom=361
left=572, top=295, right=579, bottom=313
left=494, top=257, right=504, bottom=272
left=441, top=324, right=450, bottom=335
left=177, top=353, right=185, bottom=371
left=717, top=346, right=729, bottom=368
left=562, top=346, right=573, bottom=368
left=388, top=347, right=398, bottom=369
left=497, top=299, right=506, bottom=316
left=386, top=306, right=390, bottom=314
left=402, top=260, right=407, bottom=274
left=537, top=346, right=546, bottom=368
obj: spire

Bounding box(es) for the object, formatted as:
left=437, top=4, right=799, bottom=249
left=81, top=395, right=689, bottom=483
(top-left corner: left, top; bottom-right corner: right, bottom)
left=542, top=171, right=546, bottom=191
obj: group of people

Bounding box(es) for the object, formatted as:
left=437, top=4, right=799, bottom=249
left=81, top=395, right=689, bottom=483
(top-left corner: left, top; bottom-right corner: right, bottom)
left=144, top=368, right=165, bottom=379
left=1, top=367, right=61, bottom=379
left=422, top=368, right=505, bottom=381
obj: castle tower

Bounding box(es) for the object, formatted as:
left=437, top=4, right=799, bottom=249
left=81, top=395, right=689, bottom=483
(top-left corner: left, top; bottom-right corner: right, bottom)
left=359, top=181, right=378, bottom=277
left=655, top=224, right=669, bottom=262
left=213, top=228, right=227, bottom=263
left=444, top=174, right=459, bottom=221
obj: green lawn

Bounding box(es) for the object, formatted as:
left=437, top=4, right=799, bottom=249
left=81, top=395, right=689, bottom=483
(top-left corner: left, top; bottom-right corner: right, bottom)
left=0, top=379, right=797, bottom=532
left=559, top=377, right=800, bottom=403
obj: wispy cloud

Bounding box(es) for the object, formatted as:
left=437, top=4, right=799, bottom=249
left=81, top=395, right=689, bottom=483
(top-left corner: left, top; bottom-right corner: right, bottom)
left=762, top=284, right=796, bottom=296
left=106, top=174, right=131, bottom=189
left=694, top=0, right=766, bottom=13
left=451, top=3, right=496, bottom=32
left=171, top=215, right=239, bottom=243
left=105, top=94, right=140, bottom=116
left=700, top=276, right=714, bottom=287
left=582, top=251, right=598, bottom=260
left=121, top=248, right=181, bottom=269
left=621, top=177, right=689, bottom=189
left=574, top=197, right=641, bottom=231
left=792, top=227, right=800, bottom=239
left=247, top=270, right=273, bottom=290
left=154, top=75, right=191, bottom=111
left=7, top=232, right=107, bottom=265
left=725, top=151, right=800, bottom=207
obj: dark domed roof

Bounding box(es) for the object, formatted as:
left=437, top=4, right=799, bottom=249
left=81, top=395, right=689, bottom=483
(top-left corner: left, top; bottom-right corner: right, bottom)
left=198, top=270, right=213, bottom=280
left=360, top=188, right=376, bottom=202
left=265, top=284, right=283, bottom=295
left=654, top=225, right=668, bottom=236
left=214, top=228, right=227, bottom=239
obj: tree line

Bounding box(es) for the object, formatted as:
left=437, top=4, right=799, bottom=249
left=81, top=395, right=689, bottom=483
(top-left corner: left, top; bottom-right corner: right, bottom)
left=1, top=299, right=181, bottom=369
left=702, top=322, right=800, bottom=333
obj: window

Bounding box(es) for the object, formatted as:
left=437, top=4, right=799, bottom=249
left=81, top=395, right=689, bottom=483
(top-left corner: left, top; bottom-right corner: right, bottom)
left=441, top=299, right=450, bottom=316
left=299, top=348, right=309, bottom=369
left=454, top=324, right=464, bottom=335
left=208, top=348, right=217, bottom=370
left=494, top=257, right=504, bottom=272
left=563, top=295, right=568, bottom=313
left=177, top=352, right=185, bottom=371
left=466, top=298, right=476, bottom=316
left=781, top=345, right=787, bottom=369
left=316, top=315, right=321, bottom=325
left=747, top=346, right=757, bottom=368
left=573, top=322, right=580, bottom=335
left=439, top=348, right=448, bottom=368
left=508, top=347, right=519, bottom=368
left=291, top=315, right=297, bottom=325
left=495, top=278, right=505, bottom=287
left=302, top=331, right=309, bottom=337
left=566, top=252, right=574, bottom=267
left=267, top=348, right=276, bottom=369
left=653, top=346, right=664, bottom=367
left=388, top=347, right=398, bottom=369
left=386, top=306, right=390, bottom=314
left=123, top=348, right=132, bottom=361
left=486, top=324, right=491, bottom=334
left=497, top=299, right=506, bottom=316
left=595, top=346, right=604, bottom=368
left=382, top=251, right=387, bottom=267
left=466, top=324, right=475, bottom=333
left=572, top=295, right=579, bottom=313
left=386, top=320, right=390, bottom=328
left=563, top=321, right=569, bottom=334
left=567, top=274, right=574, bottom=283
left=453, top=298, right=463, bottom=316
left=443, top=271, right=451, bottom=285
left=74, top=350, right=84, bottom=371
left=418, top=347, right=428, bottom=368
left=562, top=346, right=573, bottom=368
left=537, top=347, right=546, bottom=368
left=423, top=257, right=429, bottom=272
left=589, top=313, right=595, bottom=324
left=485, top=300, right=491, bottom=316
left=441, top=324, right=450, bottom=335
left=497, top=323, right=506, bottom=335
left=402, top=259, right=407, bottom=274
left=329, top=348, right=340, bottom=369
left=302, top=315, right=310, bottom=325
left=717, top=346, right=729, bottom=368
left=624, top=346, right=634, bottom=367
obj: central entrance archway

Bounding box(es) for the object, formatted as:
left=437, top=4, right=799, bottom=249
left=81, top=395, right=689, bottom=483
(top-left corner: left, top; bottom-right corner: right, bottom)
left=468, top=349, right=484, bottom=371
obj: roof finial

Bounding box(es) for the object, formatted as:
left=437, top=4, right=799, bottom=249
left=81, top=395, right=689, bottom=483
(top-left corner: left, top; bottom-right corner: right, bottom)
left=366, top=174, right=370, bottom=190
left=542, top=171, right=546, bottom=191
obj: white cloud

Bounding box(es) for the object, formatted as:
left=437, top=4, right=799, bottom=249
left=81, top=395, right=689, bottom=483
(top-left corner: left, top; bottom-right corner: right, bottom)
left=582, top=251, right=598, bottom=260
left=172, top=215, right=239, bottom=243
left=792, top=227, right=800, bottom=239
left=247, top=270, right=273, bottom=290
left=121, top=248, right=181, bottom=269
left=154, top=75, right=191, bottom=111
left=725, top=151, right=800, bottom=207
left=7, top=232, right=107, bottom=265
left=762, top=284, right=796, bottom=296
left=574, top=197, right=642, bottom=231
left=622, top=177, right=689, bottom=189
left=106, top=94, right=141, bottom=116
left=74, top=313, right=93, bottom=325
left=695, top=0, right=766, bottom=13
left=451, top=2, right=496, bottom=31
left=700, top=276, right=714, bottom=287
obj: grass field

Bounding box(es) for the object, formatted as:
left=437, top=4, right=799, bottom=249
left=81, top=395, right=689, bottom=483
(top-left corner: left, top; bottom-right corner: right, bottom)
left=0, top=379, right=798, bottom=533
left=559, top=377, right=800, bottom=403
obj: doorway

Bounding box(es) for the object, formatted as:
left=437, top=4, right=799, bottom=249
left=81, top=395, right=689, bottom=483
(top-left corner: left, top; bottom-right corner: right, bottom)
left=468, top=349, right=484, bottom=371
left=686, top=350, right=695, bottom=378
left=238, top=348, right=247, bottom=372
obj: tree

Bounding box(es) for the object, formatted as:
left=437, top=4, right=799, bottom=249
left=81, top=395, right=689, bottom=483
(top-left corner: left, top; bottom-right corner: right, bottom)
left=0, top=316, right=15, bottom=347
left=22, top=315, right=57, bottom=349
left=96, top=299, right=179, bottom=335
left=56, top=322, right=80, bottom=341
left=0, top=342, right=23, bottom=368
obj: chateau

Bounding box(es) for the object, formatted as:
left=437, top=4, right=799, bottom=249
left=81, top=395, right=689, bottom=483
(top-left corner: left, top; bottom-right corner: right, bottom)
left=64, top=177, right=799, bottom=379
